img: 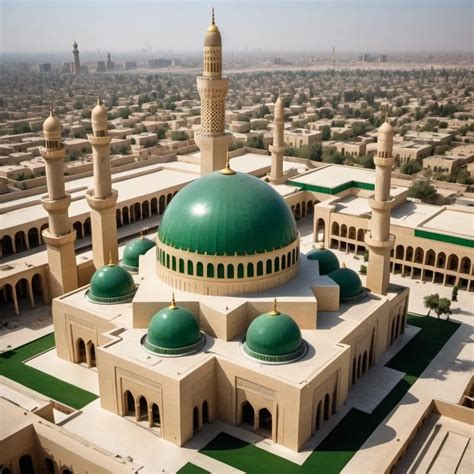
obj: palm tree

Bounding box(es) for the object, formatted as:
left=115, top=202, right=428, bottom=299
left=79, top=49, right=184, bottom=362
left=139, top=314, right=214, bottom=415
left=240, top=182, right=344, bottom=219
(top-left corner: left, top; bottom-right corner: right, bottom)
left=423, top=293, right=439, bottom=317
left=435, top=298, right=452, bottom=320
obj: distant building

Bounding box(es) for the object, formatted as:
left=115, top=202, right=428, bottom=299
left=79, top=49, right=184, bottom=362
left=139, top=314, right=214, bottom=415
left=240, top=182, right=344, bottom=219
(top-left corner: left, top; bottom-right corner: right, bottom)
left=284, top=128, right=322, bottom=148
left=38, top=63, right=52, bottom=73
left=148, top=58, right=172, bottom=68
left=62, top=62, right=72, bottom=73
left=379, top=55, right=387, bottom=62
left=72, top=41, right=80, bottom=75
left=96, top=61, right=106, bottom=72
left=125, top=61, right=137, bottom=70
left=106, top=52, right=114, bottom=71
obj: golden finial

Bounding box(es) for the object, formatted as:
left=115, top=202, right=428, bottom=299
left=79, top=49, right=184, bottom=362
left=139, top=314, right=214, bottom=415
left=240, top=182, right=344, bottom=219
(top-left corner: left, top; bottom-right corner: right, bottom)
left=221, top=151, right=236, bottom=175
left=108, top=252, right=113, bottom=266
left=319, top=241, right=325, bottom=249
left=97, top=97, right=102, bottom=106
left=212, top=7, right=215, bottom=24
left=342, top=262, right=346, bottom=269
left=384, top=110, right=388, bottom=123
left=139, top=229, right=144, bottom=240
left=169, top=293, right=177, bottom=309
left=269, top=298, right=280, bottom=316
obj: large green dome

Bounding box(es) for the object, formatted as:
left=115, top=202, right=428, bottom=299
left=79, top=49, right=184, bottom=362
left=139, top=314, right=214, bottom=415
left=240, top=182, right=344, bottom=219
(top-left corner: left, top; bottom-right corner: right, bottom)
left=307, top=247, right=340, bottom=275
left=143, top=301, right=205, bottom=356
left=243, top=307, right=306, bottom=364
left=87, top=264, right=136, bottom=304
left=328, top=266, right=367, bottom=303
left=122, top=236, right=156, bottom=272
left=158, top=171, right=298, bottom=256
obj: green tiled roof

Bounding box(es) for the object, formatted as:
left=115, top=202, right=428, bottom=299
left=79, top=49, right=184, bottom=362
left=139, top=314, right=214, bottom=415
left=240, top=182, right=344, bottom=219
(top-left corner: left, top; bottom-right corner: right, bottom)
left=158, top=171, right=298, bottom=256
left=87, top=264, right=136, bottom=304
left=415, top=229, right=474, bottom=248
left=287, top=179, right=374, bottom=195
left=122, top=236, right=156, bottom=272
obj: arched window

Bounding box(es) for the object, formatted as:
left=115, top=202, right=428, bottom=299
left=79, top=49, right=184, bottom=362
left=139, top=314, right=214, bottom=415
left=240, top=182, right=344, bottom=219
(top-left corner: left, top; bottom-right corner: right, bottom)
left=460, top=257, right=471, bottom=274
left=266, top=259, right=272, bottom=274
left=197, top=262, right=203, bottom=277
left=247, top=263, right=254, bottom=278
left=207, top=263, right=214, bottom=278
left=179, top=258, right=185, bottom=273
left=287, top=251, right=292, bottom=266
left=227, top=264, right=234, bottom=279
left=238, top=263, right=244, bottom=278
left=257, top=261, right=263, bottom=276
left=172, top=256, right=176, bottom=271
left=217, top=263, right=225, bottom=279
left=282, top=255, right=286, bottom=270
left=274, top=257, right=280, bottom=272
left=332, top=222, right=340, bottom=236
left=166, top=254, right=170, bottom=268
left=187, top=260, right=194, bottom=275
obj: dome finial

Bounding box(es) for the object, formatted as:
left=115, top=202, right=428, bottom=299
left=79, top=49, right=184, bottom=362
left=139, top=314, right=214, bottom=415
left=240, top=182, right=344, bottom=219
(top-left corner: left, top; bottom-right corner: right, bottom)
left=49, top=100, right=54, bottom=116
left=108, top=251, right=113, bottom=266
left=97, top=96, right=102, bottom=106
left=269, top=298, right=280, bottom=316
left=319, top=241, right=325, bottom=249
left=221, top=151, right=236, bottom=175
left=170, top=292, right=177, bottom=309
left=212, top=6, right=215, bottom=25
left=342, top=262, right=346, bottom=269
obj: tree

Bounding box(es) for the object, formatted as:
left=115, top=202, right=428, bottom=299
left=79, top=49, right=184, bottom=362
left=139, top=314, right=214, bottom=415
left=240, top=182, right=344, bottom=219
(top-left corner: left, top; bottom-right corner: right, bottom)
left=247, top=136, right=266, bottom=150
left=359, top=264, right=367, bottom=275
left=130, top=138, right=136, bottom=145
left=321, top=125, right=331, bottom=141
left=400, top=160, right=422, bottom=175
left=423, top=293, right=439, bottom=316
left=451, top=285, right=459, bottom=302
left=434, top=298, right=451, bottom=320
left=171, top=131, right=188, bottom=141
left=156, top=128, right=166, bottom=140
left=408, top=180, right=436, bottom=202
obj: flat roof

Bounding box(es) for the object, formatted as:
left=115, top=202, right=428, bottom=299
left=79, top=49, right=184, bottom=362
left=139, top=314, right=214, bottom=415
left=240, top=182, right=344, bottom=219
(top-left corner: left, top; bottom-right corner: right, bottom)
left=421, top=208, right=474, bottom=239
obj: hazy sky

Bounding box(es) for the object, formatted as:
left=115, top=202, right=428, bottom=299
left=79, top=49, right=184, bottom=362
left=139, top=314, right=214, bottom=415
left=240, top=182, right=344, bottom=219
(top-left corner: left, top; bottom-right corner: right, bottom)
left=1, top=0, right=473, bottom=54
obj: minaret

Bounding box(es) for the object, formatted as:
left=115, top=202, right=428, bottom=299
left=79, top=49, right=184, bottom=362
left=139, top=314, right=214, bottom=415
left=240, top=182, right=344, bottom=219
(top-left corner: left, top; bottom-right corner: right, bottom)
left=73, top=41, right=80, bottom=75
left=365, top=121, right=396, bottom=295
left=195, top=8, right=232, bottom=175
left=86, top=99, right=119, bottom=268
left=40, top=107, right=78, bottom=297
left=269, top=93, right=285, bottom=183
left=332, top=46, right=335, bottom=68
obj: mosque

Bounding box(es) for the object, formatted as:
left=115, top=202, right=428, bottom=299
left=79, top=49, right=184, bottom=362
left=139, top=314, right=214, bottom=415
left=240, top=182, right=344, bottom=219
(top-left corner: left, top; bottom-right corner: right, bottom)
left=39, top=13, right=409, bottom=452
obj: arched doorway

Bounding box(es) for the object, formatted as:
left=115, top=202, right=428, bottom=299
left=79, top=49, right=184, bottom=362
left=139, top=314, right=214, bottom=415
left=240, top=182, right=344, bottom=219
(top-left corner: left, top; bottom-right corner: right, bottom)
left=323, top=394, right=330, bottom=420
left=151, top=403, right=160, bottom=427
left=138, top=396, right=148, bottom=422
left=31, top=273, right=44, bottom=304
left=77, top=338, right=86, bottom=363
left=202, top=400, right=209, bottom=424
left=1, top=235, right=14, bottom=256
left=45, top=458, right=55, bottom=474
left=73, top=221, right=83, bottom=239
left=240, top=401, right=255, bottom=428
left=193, top=406, right=200, bottom=433
left=125, top=390, right=135, bottom=416
left=19, top=455, right=34, bottom=474
left=87, top=341, right=96, bottom=367
left=258, top=408, right=272, bottom=433
left=315, top=401, right=322, bottom=430
left=28, top=227, right=40, bottom=248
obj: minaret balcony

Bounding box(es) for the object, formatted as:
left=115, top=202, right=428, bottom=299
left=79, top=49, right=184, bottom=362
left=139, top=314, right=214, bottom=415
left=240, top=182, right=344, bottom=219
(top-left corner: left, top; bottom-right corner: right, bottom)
left=374, top=156, right=394, bottom=167
left=40, top=147, right=65, bottom=161
left=86, top=189, right=118, bottom=209
left=41, top=194, right=71, bottom=214
left=365, top=232, right=395, bottom=249
left=368, top=196, right=396, bottom=211
left=269, top=144, right=285, bottom=154
left=87, top=134, right=111, bottom=146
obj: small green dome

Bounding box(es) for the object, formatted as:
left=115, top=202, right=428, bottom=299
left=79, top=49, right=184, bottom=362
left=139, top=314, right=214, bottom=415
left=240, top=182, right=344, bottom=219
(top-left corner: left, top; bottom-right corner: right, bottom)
left=143, top=302, right=205, bottom=356
left=307, top=247, right=340, bottom=275
left=243, top=308, right=306, bottom=364
left=122, top=236, right=156, bottom=272
left=87, top=264, right=136, bottom=304
left=328, top=266, right=367, bottom=303
left=158, top=171, right=298, bottom=256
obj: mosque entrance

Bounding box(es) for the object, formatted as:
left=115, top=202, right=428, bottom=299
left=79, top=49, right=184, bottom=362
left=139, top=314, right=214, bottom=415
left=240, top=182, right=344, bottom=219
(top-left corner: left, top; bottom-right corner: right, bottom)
left=240, top=401, right=255, bottom=430
left=258, top=408, right=272, bottom=434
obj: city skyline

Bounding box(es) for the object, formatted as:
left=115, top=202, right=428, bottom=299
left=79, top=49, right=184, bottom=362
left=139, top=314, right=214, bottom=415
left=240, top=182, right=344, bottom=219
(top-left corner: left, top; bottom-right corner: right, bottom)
left=1, top=0, right=473, bottom=54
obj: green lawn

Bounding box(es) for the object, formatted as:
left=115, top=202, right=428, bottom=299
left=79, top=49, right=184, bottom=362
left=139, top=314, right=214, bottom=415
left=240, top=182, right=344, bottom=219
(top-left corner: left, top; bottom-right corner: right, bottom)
left=199, top=314, right=460, bottom=473
left=177, top=463, right=210, bottom=474
left=0, top=333, right=97, bottom=409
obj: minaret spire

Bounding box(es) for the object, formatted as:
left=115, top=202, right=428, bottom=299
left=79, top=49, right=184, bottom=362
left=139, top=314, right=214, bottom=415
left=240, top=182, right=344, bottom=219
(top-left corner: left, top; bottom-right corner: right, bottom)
left=365, top=120, right=396, bottom=295
left=195, top=8, right=232, bottom=175
left=40, top=108, right=78, bottom=296
left=86, top=99, right=119, bottom=268
left=269, top=90, right=285, bottom=183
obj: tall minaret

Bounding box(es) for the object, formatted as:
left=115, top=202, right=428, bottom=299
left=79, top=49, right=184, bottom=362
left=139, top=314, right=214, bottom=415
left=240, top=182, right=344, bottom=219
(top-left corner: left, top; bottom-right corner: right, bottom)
left=195, top=8, right=231, bottom=175
left=73, top=41, right=80, bottom=75
left=365, top=121, right=396, bottom=295
left=41, top=108, right=78, bottom=297
left=269, top=93, right=285, bottom=183
left=86, top=99, right=118, bottom=268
